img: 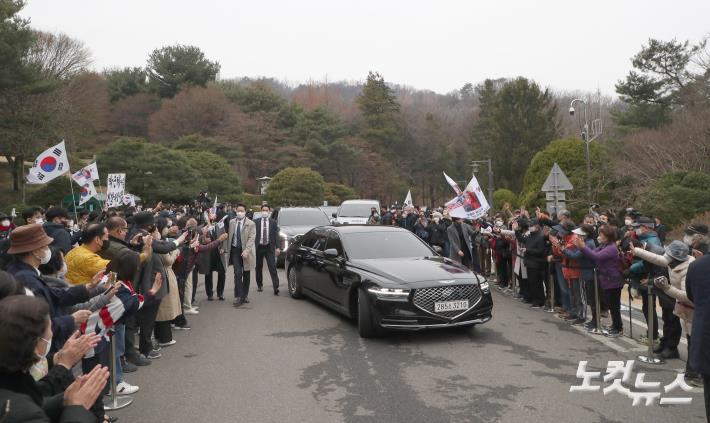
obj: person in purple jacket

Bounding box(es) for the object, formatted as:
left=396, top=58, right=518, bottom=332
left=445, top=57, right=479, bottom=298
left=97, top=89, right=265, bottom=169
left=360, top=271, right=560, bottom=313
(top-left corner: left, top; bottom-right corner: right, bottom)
left=574, top=225, right=625, bottom=337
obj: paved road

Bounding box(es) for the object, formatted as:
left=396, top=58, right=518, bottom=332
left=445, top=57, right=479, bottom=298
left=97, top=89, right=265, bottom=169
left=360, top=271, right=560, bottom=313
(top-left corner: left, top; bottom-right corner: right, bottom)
left=113, top=269, right=706, bottom=423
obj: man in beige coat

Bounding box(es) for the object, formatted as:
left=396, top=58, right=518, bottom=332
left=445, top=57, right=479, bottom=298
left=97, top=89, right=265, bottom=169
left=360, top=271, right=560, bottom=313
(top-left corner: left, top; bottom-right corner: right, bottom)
left=222, top=204, right=256, bottom=307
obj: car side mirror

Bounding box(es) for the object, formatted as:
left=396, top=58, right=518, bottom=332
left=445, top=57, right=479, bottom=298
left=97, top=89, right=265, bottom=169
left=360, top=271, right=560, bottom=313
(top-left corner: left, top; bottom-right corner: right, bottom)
left=294, top=234, right=303, bottom=243
left=332, top=212, right=337, bottom=218
left=324, top=248, right=338, bottom=258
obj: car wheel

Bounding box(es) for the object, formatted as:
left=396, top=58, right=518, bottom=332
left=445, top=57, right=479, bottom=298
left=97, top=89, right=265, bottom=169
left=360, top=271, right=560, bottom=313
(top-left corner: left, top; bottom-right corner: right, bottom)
left=288, top=266, right=303, bottom=299
left=357, top=289, right=380, bottom=338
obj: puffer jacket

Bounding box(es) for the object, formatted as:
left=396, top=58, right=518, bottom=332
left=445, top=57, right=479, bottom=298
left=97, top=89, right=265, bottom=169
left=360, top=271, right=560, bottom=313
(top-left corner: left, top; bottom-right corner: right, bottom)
left=634, top=248, right=695, bottom=328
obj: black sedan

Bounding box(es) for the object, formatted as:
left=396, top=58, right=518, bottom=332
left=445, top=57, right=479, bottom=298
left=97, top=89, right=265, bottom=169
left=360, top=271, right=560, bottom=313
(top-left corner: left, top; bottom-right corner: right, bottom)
left=284, top=225, right=493, bottom=337
left=270, top=207, right=332, bottom=267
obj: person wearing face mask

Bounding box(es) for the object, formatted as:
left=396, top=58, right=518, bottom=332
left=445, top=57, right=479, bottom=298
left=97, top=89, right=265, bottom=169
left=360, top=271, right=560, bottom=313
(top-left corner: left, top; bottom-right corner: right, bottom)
left=428, top=212, right=447, bottom=253
left=491, top=220, right=511, bottom=289
left=683, top=223, right=709, bottom=257
left=619, top=209, right=640, bottom=241
left=0, top=296, right=109, bottom=423
left=633, top=240, right=700, bottom=385
left=204, top=210, right=229, bottom=301
left=0, top=212, right=16, bottom=272
left=21, top=207, right=44, bottom=226
left=1, top=212, right=16, bottom=240
left=154, top=218, right=184, bottom=349
left=39, top=246, right=68, bottom=282
left=43, top=207, right=74, bottom=255
left=414, top=212, right=430, bottom=243
left=576, top=225, right=625, bottom=337
left=124, top=211, right=184, bottom=360
left=563, top=225, right=597, bottom=328
left=550, top=221, right=584, bottom=323
left=254, top=204, right=281, bottom=295
left=222, top=204, right=256, bottom=307
left=446, top=217, right=477, bottom=269
left=522, top=219, right=548, bottom=308
left=64, top=224, right=111, bottom=286
left=629, top=216, right=670, bottom=348
left=7, top=225, right=94, bottom=352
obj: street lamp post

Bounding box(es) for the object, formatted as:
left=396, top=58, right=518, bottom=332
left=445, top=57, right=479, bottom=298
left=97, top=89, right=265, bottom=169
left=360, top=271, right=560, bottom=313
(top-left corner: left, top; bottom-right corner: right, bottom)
left=470, top=159, right=494, bottom=212
left=569, top=99, right=602, bottom=205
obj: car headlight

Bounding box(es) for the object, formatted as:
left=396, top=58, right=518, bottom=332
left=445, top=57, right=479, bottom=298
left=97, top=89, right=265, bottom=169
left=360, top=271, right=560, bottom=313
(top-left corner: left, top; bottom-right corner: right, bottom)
left=367, top=286, right=410, bottom=301
left=479, top=279, right=490, bottom=293
left=279, top=232, right=289, bottom=251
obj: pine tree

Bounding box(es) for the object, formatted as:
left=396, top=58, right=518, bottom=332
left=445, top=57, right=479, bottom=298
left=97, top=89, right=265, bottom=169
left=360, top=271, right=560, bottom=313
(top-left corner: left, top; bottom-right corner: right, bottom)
left=356, top=71, right=402, bottom=154
left=473, top=77, right=559, bottom=192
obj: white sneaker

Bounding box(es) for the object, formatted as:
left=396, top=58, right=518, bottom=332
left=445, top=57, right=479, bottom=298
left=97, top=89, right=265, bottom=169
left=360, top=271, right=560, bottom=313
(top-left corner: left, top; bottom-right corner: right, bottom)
left=158, top=339, right=177, bottom=347
left=184, top=308, right=199, bottom=315
left=115, top=381, right=139, bottom=395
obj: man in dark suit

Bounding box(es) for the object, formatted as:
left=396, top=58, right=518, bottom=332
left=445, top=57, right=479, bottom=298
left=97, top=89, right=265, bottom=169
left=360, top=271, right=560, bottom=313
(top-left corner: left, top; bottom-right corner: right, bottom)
left=255, top=205, right=281, bottom=295
left=204, top=211, right=228, bottom=301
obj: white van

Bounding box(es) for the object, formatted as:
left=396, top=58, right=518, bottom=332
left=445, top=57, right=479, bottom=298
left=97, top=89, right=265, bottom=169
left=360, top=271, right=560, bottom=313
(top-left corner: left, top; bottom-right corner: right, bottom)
left=334, top=199, right=381, bottom=225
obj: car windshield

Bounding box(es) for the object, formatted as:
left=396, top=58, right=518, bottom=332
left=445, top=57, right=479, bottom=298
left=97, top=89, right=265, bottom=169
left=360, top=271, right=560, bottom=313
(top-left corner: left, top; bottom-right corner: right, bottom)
left=279, top=210, right=330, bottom=226
left=343, top=231, right=433, bottom=260
left=338, top=203, right=377, bottom=218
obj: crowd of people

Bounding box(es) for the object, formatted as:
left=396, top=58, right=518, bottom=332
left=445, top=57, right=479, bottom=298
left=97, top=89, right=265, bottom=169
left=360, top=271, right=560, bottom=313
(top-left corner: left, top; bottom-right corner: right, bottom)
left=0, top=200, right=275, bottom=422
left=368, top=202, right=710, bottom=394
left=1, top=199, right=710, bottom=421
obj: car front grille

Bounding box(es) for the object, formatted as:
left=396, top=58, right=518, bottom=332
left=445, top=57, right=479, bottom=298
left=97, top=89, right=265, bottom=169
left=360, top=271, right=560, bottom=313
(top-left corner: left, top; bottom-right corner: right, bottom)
left=412, top=284, right=481, bottom=319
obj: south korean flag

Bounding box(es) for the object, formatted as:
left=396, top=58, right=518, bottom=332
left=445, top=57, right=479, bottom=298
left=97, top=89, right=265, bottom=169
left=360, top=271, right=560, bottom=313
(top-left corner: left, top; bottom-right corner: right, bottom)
left=78, top=180, right=98, bottom=205
left=27, top=140, right=70, bottom=184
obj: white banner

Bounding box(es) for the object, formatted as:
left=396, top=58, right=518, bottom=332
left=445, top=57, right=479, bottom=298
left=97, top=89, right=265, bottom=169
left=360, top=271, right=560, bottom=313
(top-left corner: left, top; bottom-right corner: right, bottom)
left=27, top=140, right=70, bottom=184
left=106, top=173, right=126, bottom=208
left=444, top=173, right=490, bottom=220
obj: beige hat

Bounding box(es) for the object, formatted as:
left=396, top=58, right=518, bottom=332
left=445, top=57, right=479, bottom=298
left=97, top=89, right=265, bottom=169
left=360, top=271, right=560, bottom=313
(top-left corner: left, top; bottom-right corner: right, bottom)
left=7, top=224, right=54, bottom=254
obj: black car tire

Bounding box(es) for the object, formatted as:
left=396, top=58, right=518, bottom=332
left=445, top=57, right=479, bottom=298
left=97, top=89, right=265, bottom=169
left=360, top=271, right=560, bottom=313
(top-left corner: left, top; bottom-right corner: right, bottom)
left=288, top=266, right=303, bottom=299
left=357, top=289, right=380, bottom=338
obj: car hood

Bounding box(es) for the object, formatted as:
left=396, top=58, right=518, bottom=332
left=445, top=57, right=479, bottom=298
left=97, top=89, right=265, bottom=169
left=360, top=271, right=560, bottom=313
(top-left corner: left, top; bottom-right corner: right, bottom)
left=280, top=225, right=318, bottom=237
left=348, top=256, right=479, bottom=285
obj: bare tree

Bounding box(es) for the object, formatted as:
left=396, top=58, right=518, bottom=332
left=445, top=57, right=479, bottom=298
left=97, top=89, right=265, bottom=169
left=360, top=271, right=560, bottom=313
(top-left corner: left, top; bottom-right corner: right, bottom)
left=27, top=31, right=92, bottom=80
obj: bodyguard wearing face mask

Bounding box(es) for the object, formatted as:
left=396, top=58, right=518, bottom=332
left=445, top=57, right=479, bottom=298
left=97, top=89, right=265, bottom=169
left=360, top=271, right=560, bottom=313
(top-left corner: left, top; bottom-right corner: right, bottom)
left=222, top=203, right=256, bottom=307
left=6, top=225, right=94, bottom=352
left=254, top=204, right=281, bottom=295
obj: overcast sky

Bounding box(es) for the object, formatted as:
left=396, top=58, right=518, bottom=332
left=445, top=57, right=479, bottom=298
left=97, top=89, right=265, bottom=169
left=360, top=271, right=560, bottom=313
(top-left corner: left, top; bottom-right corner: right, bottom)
left=21, top=0, right=710, bottom=96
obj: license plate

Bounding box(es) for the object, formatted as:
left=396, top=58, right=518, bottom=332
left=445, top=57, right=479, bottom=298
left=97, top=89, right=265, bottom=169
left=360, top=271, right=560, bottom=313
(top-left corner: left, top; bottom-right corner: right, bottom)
left=434, top=300, right=469, bottom=312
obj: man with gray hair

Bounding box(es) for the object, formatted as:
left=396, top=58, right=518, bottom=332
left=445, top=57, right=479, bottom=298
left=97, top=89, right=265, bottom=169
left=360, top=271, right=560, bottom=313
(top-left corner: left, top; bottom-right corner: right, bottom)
left=684, top=223, right=709, bottom=257
left=557, top=209, right=572, bottom=225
